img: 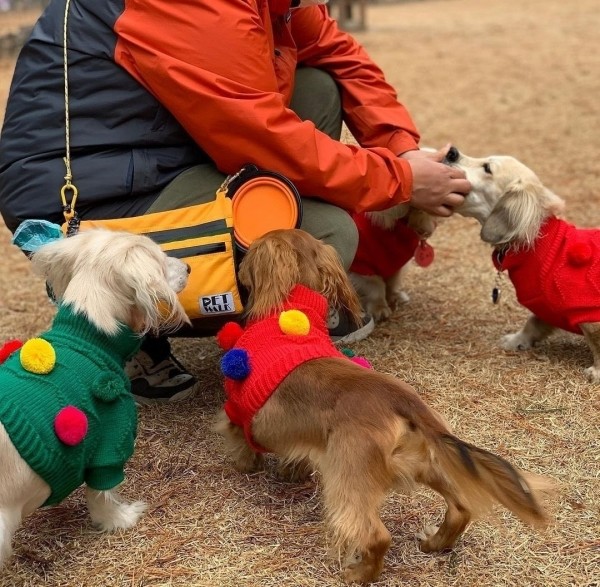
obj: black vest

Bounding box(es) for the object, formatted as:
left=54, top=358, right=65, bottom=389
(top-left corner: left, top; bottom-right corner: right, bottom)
left=0, top=0, right=205, bottom=232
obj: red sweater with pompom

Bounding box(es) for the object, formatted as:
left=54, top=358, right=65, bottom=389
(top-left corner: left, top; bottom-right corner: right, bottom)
left=350, top=212, right=420, bottom=280
left=222, top=285, right=345, bottom=451
left=493, top=217, right=600, bottom=333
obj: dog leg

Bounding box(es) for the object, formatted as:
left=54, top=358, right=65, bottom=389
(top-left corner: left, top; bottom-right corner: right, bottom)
left=275, top=458, right=313, bottom=483
left=213, top=410, right=264, bottom=473
left=415, top=477, right=470, bottom=552
left=0, top=510, right=20, bottom=568
left=501, top=314, right=555, bottom=351
left=580, top=322, right=600, bottom=383
left=385, top=269, right=410, bottom=309
left=85, top=487, right=146, bottom=532
left=350, top=274, right=391, bottom=322
left=0, top=424, right=52, bottom=567
left=319, top=434, right=393, bottom=584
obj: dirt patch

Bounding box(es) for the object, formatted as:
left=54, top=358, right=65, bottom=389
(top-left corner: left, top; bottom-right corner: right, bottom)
left=0, top=1, right=599, bottom=586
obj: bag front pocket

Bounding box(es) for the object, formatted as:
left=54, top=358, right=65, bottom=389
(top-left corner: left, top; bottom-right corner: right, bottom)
left=160, top=232, right=243, bottom=320
left=64, top=192, right=243, bottom=320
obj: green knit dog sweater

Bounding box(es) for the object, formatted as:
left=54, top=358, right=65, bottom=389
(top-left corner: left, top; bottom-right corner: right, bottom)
left=0, top=304, right=141, bottom=505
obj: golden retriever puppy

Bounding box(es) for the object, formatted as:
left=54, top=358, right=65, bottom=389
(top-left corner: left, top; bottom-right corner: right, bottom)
left=215, top=228, right=549, bottom=584
left=349, top=206, right=437, bottom=321
left=446, top=146, right=600, bottom=383
left=0, top=229, right=190, bottom=568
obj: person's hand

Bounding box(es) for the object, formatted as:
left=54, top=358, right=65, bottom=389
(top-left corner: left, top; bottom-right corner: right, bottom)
left=400, top=144, right=471, bottom=217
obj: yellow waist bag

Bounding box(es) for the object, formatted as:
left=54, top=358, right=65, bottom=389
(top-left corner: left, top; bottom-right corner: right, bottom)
left=66, top=189, right=240, bottom=320
left=61, top=166, right=302, bottom=322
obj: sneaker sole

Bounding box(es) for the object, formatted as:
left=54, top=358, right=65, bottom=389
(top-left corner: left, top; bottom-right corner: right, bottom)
left=132, top=381, right=200, bottom=405
left=331, top=316, right=376, bottom=345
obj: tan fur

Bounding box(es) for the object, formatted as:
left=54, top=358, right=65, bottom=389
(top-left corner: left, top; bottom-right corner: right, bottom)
left=0, top=229, right=190, bottom=568
left=449, top=149, right=599, bottom=382
left=350, top=207, right=438, bottom=322
left=237, top=228, right=362, bottom=325
left=216, top=229, right=550, bottom=584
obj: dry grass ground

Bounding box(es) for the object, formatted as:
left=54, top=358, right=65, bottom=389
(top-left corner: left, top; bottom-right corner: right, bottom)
left=0, top=0, right=599, bottom=585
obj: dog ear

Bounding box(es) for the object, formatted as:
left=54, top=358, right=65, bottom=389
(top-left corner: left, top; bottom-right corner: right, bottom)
left=30, top=235, right=79, bottom=299
left=239, top=236, right=301, bottom=319
left=318, top=243, right=362, bottom=325
left=34, top=232, right=188, bottom=335
left=480, top=198, right=514, bottom=245
left=481, top=179, right=556, bottom=247
left=542, top=187, right=566, bottom=217
left=118, top=244, right=189, bottom=335
left=31, top=232, right=129, bottom=334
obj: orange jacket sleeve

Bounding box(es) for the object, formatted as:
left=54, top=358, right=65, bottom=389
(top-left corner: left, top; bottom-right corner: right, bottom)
left=292, top=6, right=421, bottom=157
left=114, top=0, right=417, bottom=213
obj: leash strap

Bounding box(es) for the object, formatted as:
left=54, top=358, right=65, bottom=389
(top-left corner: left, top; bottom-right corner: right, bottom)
left=61, top=0, right=80, bottom=235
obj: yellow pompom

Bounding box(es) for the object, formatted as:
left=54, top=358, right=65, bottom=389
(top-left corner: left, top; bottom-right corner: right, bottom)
left=279, top=310, right=310, bottom=336
left=20, top=338, right=56, bottom=374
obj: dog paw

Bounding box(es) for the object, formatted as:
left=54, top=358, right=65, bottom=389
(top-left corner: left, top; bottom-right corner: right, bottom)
left=342, top=551, right=386, bottom=584
left=368, top=301, right=392, bottom=322
left=584, top=366, right=600, bottom=384
left=416, top=525, right=441, bottom=553
left=275, top=459, right=313, bottom=483
left=94, top=500, right=147, bottom=532
left=387, top=289, right=410, bottom=308
left=234, top=452, right=265, bottom=474
left=500, top=332, right=532, bottom=351
left=415, top=524, right=438, bottom=542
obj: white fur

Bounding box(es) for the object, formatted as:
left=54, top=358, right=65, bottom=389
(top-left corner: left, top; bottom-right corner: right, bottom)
left=31, top=229, right=190, bottom=335
left=0, top=229, right=189, bottom=568
left=85, top=487, right=147, bottom=532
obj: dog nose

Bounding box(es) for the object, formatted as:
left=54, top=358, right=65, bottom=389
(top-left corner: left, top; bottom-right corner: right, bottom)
left=186, top=263, right=191, bottom=274
left=444, top=145, right=460, bottom=164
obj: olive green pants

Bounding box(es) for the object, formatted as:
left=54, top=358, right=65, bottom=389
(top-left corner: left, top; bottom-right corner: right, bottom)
left=146, top=68, right=358, bottom=270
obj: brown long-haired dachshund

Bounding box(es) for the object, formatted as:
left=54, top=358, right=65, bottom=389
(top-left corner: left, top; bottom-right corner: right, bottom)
left=215, top=229, right=549, bottom=584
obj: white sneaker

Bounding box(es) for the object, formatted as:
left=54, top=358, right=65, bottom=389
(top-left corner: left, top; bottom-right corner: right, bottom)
left=125, top=350, right=198, bottom=404
left=327, top=308, right=375, bottom=344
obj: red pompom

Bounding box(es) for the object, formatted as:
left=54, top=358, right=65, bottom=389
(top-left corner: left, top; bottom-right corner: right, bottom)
left=0, top=339, right=23, bottom=364
left=216, top=322, right=244, bottom=350
left=566, top=242, right=593, bottom=266
left=351, top=356, right=373, bottom=369
left=54, top=406, right=88, bottom=446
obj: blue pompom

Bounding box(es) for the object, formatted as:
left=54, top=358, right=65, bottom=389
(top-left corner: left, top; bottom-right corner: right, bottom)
left=221, top=348, right=251, bottom=380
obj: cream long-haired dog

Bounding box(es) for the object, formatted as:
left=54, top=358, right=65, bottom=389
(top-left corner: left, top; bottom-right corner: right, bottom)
left=215, top=229, right=549, bottom=584
left=0, top=229, right=189, bottom=568
left=446, top=146, right=600, bottom=382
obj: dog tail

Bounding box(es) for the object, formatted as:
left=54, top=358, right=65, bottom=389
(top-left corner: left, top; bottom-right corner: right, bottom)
left=386, top=381, right=550, bottom=527
left=431, top=433, right=550, bottom=527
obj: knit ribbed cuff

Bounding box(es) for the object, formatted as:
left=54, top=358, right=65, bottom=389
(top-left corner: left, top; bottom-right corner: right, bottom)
left=85, top=465, right=125, bottom=491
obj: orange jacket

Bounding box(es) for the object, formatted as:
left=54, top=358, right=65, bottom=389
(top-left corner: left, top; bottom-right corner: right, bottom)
left=114, top=1, right=420, bottom=213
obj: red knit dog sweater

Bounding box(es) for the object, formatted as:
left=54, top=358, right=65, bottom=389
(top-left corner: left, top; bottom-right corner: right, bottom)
left=218, top=285, right=347, bottom=451
left=494, top=216, right=600, bottom=334
left=350, top=212, right=421, bottom=280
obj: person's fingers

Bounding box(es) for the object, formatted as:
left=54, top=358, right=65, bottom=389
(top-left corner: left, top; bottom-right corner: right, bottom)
left=450, top=178, right=471, bottom=194
left=447, top=166, right=467, bottom=179
left=437, top=143, right=452, bottom=161
left=433, top=205, right=454, bottom=217
left=444, top=192, right=466, bottom=208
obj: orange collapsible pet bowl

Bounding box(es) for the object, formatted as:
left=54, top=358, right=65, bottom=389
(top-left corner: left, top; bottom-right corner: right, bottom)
left=228, top=166, right=302, bottom=252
